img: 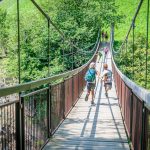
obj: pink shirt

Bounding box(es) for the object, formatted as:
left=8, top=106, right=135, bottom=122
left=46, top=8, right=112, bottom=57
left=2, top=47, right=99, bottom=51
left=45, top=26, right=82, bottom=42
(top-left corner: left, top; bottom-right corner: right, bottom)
left=104, top=47, right=108, bottom=54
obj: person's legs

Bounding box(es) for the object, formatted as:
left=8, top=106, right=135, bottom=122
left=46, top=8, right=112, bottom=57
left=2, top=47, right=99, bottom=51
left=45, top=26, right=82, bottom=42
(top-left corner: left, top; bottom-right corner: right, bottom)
left=104, top=53, right=106, bottom=63
left=91, top=83, right=96, bottom=104
left=104, top=83, right=108, bottom=97
left=85, top=83, right=95, bottom=104
left=105, top=83, right=112, bottom=97
left=91, top=89, right=94, bottom=104
left=85, top=89, right=90, bottom=101
left=105, top=87, right=109, bottom=96
left=85, top=83, right=91, bottom=101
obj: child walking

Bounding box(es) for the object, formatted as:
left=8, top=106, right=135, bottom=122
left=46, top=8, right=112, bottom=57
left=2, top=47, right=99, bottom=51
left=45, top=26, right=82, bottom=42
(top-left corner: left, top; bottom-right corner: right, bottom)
left=101, top=63, right=112, bottom=97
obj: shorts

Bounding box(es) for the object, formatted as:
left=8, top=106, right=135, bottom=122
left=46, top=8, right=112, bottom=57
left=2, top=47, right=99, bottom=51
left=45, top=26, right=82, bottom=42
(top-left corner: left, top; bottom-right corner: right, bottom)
left=104, top=82, right=112, bottom=89
left=87, top=82, right=95, bottom=91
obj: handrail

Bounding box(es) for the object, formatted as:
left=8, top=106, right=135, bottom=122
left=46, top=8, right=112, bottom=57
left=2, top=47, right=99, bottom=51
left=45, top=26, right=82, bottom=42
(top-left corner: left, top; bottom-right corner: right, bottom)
left=111, top=10, right=150, bottom=148
left=0, top=99, right=19, bottom=108
left=0, top=36, right=100, bottom=97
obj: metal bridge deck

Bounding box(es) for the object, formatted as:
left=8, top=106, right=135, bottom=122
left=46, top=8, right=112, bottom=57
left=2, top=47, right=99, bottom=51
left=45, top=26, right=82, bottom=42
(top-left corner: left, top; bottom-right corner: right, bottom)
left=44, top=44, right=130, bottom=150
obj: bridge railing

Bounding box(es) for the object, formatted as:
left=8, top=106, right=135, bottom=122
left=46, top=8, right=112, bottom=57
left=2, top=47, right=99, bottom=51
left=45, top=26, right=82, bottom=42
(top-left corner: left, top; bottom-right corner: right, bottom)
left=0, top=100, right=18, bottom=150
left=111, top=61, right=146, bottom=150
left=0, top=42, right=99, bottom=150
left=21, top=44, right=98, bottom=150
left=112, top=59, right=150, bottom=150
left=111, top=0, right=150, bottom=149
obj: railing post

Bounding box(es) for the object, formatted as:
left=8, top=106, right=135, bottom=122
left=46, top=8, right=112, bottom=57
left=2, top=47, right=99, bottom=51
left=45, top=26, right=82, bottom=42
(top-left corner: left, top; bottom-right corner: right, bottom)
left=130, top=91, right=133, bottom=141
left=47, top=86, right=51, bottom=137
left=82, top=70, right=84, bottom=91
left=62, top=80, right=66, bottom=119
left=72, top=76, right=74, bottom=106
left=15, top=95, right=25, bottom=150
left=15, top=102, right=21, bottom=150
left=123, top=82, right=126, bottom=117
left=141, top=101, right=145, bottom=150
left=120, top=79, right=122, bottom=107
left=20, top=96, right=25, bottom=150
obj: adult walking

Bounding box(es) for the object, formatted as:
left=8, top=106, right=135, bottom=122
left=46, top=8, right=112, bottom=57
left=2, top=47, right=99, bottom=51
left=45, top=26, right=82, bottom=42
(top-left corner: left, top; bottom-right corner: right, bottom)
left=84, top=62, right=99, bottom=104
left=104, top=47, right=109, bottom=56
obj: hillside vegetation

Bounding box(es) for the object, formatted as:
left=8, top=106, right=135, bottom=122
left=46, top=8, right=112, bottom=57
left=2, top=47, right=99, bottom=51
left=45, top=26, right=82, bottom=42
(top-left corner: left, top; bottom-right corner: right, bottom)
left=114, top=0, right=150, bottom=89
left=0, top=0, right=120, bottom=84
left=115, top=0, right=139, bottom=41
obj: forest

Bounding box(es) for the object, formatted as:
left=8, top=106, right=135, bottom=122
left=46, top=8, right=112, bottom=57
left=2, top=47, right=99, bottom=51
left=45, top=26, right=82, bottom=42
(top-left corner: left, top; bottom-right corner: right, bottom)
left=0, top=0, right=120, bottom=83
left=0, top=0, right=150, bottom=89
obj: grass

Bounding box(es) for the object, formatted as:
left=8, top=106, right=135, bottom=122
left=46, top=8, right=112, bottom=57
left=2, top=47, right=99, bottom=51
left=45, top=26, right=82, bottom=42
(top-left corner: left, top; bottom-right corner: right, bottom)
left=115, top=0, right=139, bottom=41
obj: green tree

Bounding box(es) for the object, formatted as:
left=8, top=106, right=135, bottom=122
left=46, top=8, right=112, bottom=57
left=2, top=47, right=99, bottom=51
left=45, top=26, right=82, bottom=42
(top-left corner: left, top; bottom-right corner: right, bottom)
left=0, top=8, right=9, bottom=57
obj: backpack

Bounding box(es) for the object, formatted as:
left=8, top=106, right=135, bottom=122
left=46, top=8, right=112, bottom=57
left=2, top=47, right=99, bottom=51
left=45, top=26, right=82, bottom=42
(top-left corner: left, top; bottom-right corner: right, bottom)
left=85, top=69, right=96, bottom=82
left=104, top=70, right=112, bottom=83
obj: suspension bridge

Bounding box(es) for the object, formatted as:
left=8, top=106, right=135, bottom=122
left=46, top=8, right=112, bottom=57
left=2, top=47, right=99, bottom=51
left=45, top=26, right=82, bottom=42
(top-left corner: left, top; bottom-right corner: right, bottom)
left=43, top=43, right=130, bottom=150
left=0, top=0, right=150, bottom=150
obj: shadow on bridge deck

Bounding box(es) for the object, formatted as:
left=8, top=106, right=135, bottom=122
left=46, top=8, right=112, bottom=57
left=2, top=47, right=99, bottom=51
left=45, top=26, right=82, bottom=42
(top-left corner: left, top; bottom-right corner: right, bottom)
left=43, top=43, right=130, bottom=150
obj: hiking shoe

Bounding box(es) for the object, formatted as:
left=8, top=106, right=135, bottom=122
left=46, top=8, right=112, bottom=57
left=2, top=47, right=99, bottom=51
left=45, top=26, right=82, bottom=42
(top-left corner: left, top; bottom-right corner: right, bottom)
left=85, top=94, right=89, bottom=101
left=105, top=92, right=108, bottom=97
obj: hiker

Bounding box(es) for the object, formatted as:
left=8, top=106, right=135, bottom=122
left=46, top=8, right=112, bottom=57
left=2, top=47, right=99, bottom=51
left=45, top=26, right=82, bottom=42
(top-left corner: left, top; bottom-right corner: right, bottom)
left=102, top=31, right=105, bottom=41
left=85, top=62, right=99, bottom=104
left=104, top=47, right=109, bottom=56
left=101, top=63, right=112, bottom=97
left=105, top=31, right=108, bottom=42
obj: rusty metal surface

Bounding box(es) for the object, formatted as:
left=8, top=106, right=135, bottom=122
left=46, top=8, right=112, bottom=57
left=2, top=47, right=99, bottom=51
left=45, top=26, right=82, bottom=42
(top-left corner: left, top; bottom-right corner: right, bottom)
left=51, top=83, right=64, bottom=134
left=112, top=60, right=147, bottom=150
left=0, top=103, right=17, bottom=150
left=23, top=89, right=48, bottom=150
left=144, top=108, right=150, bottom=150
left=131, top=95, right=143, bottom=150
